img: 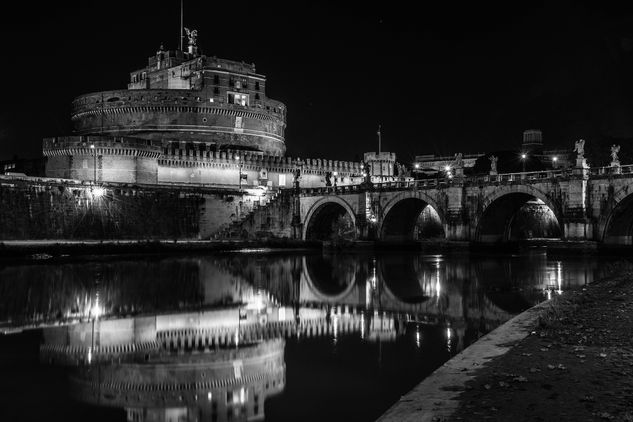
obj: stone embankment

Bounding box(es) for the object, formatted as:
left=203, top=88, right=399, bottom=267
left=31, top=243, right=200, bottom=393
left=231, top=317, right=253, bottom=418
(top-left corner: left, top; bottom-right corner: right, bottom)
left=380, top=264, right=633, bottom=422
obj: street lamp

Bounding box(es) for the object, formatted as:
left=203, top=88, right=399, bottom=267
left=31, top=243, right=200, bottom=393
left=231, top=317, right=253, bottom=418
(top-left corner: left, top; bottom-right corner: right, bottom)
left=521, top=153, right=527, bottom=172
left=90, top=144, right=96, bottom=183
left=552, top=156, right=558, bottom=168
left=237, top=156, right=243, bottom=191
left=333, top=171, right=338, bottom=189
left=444, top=165, right=452, bottom=179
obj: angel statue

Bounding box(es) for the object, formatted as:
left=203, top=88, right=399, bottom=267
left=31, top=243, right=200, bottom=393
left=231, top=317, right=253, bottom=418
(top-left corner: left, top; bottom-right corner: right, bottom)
left=489, top=155, right=498, bottom=173
left=454, top=152, right=464, bottom=167
left=574, top=139, right=585, bottom=157
left=611, top=144, right=620, bottom=163
left=184, top=27, right=198, bottom=46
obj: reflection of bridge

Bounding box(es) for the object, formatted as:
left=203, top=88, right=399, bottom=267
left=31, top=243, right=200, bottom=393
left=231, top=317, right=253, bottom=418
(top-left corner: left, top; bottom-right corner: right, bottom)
left=239, top=165, right=633, bottom=244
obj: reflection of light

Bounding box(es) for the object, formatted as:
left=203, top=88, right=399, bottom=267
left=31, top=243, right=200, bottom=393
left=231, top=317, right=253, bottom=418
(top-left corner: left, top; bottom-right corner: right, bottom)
left=235, top=328, right=239, bottom=347
left=90, top=294, right=102, bottom=320
left=87, top=348, right=92, bottom=364
left=557, top=262, right=563, bottom=294
left=547, top=289, right=552, bottom=300
left=446, top=327, right=453, bottom=352
left=207, top=392, right=212, bottom=401
left=360, top=314, right=365, bottom=339
left=415, top=328, right=421, bottom=348
left=239, top=387, right=246, bottom=404
left=244, top=290, right=267, bottom=311
left=333, top=315, right=339, bottom=345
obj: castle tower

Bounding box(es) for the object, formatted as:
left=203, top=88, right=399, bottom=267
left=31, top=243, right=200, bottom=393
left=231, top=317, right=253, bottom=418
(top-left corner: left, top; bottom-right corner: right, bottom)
left=67, top=33, right=286, bottom=156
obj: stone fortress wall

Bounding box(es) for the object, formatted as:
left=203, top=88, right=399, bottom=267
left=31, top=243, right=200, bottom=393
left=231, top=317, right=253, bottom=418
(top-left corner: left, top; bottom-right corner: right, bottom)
left=43, top=135, right=366, bottom=188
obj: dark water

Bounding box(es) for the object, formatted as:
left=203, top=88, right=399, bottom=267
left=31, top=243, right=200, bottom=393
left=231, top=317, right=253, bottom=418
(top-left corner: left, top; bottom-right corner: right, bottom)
left=0, top=250, right=627, bottom=422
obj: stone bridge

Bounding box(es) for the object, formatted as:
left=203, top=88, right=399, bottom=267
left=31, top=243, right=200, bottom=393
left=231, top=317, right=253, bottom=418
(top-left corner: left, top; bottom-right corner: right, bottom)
left=242, top=164, right=633, bottom=244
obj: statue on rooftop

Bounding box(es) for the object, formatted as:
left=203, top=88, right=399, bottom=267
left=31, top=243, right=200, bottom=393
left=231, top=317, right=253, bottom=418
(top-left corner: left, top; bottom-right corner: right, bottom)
left=184, top=27, right=198, bottom=46
left=574, top=139, right=585, bottom=157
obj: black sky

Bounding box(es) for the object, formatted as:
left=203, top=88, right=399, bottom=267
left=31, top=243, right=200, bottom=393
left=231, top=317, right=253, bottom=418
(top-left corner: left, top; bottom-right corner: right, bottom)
left=2, top=1, right=633, bottom=163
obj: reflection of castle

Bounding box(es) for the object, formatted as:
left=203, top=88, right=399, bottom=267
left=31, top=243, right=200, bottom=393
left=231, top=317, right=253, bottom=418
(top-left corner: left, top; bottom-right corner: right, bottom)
left=40, top=313, right=285, bottom=422
left=70, top=340, right=285, bottom=422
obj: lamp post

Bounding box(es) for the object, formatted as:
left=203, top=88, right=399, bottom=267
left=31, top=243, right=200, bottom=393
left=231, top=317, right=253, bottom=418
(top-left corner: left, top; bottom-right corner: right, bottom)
left=552, top=156, right=558, bottom=168
left=237, top=156, right=242, bottom=191
left=333, top=171, right=338, bottom=190
left=521, top=153, right=527, bottom=173
left=90, top=144, right=96, bottom=183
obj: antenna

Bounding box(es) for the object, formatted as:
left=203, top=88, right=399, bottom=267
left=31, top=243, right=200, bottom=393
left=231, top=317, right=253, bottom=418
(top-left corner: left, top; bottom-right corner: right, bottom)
left=180, top=0, right=184, bottom=51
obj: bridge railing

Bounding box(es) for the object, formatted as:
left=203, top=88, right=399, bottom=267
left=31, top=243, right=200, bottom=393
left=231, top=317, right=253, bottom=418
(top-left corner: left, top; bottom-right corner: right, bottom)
left=590, top=164, right=633, bottom=176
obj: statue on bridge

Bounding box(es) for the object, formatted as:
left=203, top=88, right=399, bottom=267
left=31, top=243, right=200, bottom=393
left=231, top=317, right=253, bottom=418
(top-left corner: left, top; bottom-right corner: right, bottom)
left=293, top=166, right=302, bottom=190
left=325, top=171, right=333, bottom=187
left=611, top=144, right=620, bottom=164
left=574, top=139, right=589, bottom=169
left=489, top=155, right=498, bottom=174
left=454, top=153, right=464, bottom=168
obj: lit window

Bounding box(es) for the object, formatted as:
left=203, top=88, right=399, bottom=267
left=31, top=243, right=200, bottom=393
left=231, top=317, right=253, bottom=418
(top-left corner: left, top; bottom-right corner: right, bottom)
left=228, top=93, right=249, bottom=106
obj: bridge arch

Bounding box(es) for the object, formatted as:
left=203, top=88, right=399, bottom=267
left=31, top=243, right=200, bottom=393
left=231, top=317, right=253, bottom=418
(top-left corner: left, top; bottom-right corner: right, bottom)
left=302, top=255, right=357, bottom=303
left=303, top=197, right=357, bottom=241
left=378, top=191, right=446, bottom=240
left=475, top=185, right=563, bottom=243
left=602, top=187, right=633, bottom=245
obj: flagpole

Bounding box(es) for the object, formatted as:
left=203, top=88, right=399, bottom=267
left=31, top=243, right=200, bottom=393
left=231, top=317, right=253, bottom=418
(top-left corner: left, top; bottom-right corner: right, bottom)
left=180, top=0, right=184, bottom=51
left=377, top=124, right=382, bottom=154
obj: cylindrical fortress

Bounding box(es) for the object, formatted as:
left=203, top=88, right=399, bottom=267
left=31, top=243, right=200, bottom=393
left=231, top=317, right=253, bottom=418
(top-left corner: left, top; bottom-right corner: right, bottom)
left=70, top=52, right=286, bottom=156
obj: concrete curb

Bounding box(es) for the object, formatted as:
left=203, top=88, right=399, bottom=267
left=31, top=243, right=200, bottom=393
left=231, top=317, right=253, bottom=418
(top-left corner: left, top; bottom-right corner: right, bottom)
left=377, top=298, right=554, bottom=422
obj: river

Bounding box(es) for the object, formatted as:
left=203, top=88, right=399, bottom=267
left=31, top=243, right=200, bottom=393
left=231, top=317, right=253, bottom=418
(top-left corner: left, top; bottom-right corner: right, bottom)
left=0, top=249, right=627, bottom=421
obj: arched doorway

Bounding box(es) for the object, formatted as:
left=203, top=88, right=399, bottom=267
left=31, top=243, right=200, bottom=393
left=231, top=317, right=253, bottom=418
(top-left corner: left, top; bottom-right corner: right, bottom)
left=476, top=191, right=562, bottom=243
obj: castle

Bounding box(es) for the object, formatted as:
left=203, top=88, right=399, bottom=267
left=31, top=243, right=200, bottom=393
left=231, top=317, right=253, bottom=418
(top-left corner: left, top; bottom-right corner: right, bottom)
left=42, top=31, right=396, bottom=190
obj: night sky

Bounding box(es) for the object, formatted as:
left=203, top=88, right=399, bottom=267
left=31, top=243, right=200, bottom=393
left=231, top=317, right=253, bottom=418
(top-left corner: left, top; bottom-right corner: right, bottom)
left=2, top=2, right=633, bottom=164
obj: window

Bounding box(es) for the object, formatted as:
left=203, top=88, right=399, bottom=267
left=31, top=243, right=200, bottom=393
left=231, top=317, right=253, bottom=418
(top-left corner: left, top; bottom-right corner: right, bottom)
left=228, top=92, right=249, bottom=106
left=255, top=93, right=260, bottom=100
left=213, top=74, right=219, bottom=84
left=213, top=87, right=219, bottom=95
left=255, top=81, right=260, bottom=91
left=235, top=81, right=241, bottom=89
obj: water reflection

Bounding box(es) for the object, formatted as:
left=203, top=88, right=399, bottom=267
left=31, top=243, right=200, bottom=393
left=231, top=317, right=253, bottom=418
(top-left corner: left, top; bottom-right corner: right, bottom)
left=0, top=251, right=628, bottom=422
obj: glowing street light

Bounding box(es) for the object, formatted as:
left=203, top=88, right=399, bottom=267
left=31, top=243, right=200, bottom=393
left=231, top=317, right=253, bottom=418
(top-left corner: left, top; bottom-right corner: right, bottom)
left=333, top=171, right=338, bottom=188
left=521, top=153, right=527, bottom=172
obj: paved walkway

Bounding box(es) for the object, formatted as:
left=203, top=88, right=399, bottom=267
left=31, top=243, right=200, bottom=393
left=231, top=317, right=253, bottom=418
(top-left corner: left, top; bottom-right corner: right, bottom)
left=381, top=270, right=633, bottom=422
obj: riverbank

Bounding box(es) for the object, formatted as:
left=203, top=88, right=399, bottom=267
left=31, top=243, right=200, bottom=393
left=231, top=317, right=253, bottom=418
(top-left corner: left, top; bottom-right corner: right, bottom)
left=380, top=267, right=633, bottom=422
left=0, top=239, right=322, bottom=259
left=0, top=238, right=621, bottom=259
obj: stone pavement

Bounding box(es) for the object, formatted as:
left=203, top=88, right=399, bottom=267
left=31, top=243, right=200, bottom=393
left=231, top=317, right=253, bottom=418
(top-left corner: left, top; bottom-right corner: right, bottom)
left=380, top=268, right=633, bottom=422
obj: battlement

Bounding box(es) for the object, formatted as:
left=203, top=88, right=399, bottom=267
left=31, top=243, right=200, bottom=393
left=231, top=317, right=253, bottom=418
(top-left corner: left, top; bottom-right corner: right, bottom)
left=43, top=136, right=163, bottom=158
left=158, top=147, right=363, bottom=175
